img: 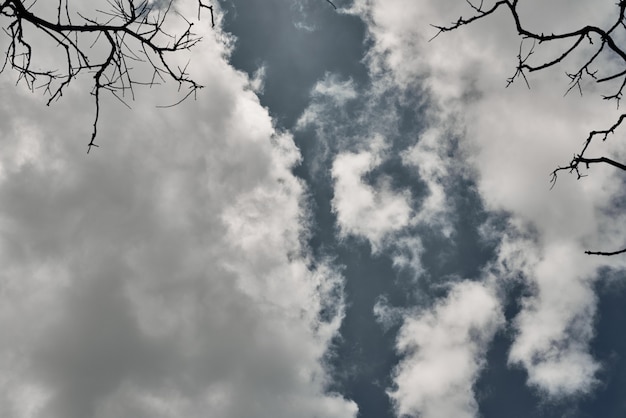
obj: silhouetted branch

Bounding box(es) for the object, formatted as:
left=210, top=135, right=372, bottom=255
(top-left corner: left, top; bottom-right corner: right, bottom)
left=550, top=114, right=626, bottom=185
left=0, top=0, right=215, bottom=152
left=585, top=247, right=626, bottom=256
left=435, top=0, right=626, bottom=255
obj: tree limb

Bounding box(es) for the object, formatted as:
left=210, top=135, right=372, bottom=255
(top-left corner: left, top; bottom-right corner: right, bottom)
left=0, top=0, right=214, bottom=152
left=434, top=0, right=626, bottom=255
left=585, top=247, right=626, bottom=256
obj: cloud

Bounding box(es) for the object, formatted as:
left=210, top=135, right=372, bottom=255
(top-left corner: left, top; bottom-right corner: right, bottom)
left=485, top=229, right=603, bottom=396
left=296, top=72, right=358, bottom=130
left=297, top=59, right=501, bottom=416
left=331, top=135, right=412, bottom=252
left=351, top=0, right=626, bottom=401
left=507, top=242, right=601, bottom=395
left=400, top=126, right=461, bottom=238
left=312, top=74, right=359, bottom=105
left=294, top=7, right=506, bottom=414
left=388, top=281, right=504, bottom=418
left=0, top=2, right=356, bottom=417
left=297, top=63, right=459, bottom=273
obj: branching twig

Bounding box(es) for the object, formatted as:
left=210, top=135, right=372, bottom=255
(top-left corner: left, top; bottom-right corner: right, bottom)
left=0, top=0, right=214, bottom=151
left=434, top=0, right=626, bottom=255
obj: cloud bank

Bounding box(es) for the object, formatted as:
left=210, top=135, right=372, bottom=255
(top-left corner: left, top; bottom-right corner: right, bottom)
left=0, top=2, right=356, bottom=417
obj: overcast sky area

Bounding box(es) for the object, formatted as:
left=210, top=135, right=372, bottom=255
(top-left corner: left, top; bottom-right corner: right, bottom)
left=3, top=0, right=626, bottom=417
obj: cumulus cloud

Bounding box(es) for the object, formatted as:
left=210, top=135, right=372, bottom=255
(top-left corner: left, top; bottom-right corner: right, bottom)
left=0, top=2, right=356, bottom=417
left=297, top=61, right=459, bottom=272
left=293, top=5, right=506, bottom=414
left=331, top=136, right=412, bottom=252
left=507, top=242, right=601, bottom=395
left=300, top=62, right=501, bottom=415
left=389, top=281, right=504, bottom=418
left=347, top=0, right=626, bottom=406
left=484, top=230, right=603, bottom=395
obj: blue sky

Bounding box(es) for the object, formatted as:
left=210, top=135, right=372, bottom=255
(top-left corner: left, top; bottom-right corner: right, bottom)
left=2, top=1, right=626, bottom=417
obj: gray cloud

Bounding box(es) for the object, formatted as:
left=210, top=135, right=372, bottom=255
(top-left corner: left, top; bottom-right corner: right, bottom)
left=7, top=1, right=626, bottom=417
left=0, top=2, right=356, bottom=417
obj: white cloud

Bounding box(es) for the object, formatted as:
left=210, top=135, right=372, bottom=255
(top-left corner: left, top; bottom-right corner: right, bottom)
left=298, top=72, right=454, bottom=271
left=484, top=230, right=603, bottom=395
left=331, top=135, right=413, bottom=252
left=507, top=242, right=601, bottom=395
left=352, top=0, right=626, bottom=401
left=401, top=126, right=460, bottom=237
left=247, top=65, right=267, bottom=94
left=296, top=73, right=358, bottom=130
left=373, top=295, right=405, bottom=332
left=389, top=235, right=425, bottom=276
left=313, top=73, right=358, bottom=105
left=0, top=2, right=356, bottom=417
left=389, top=281, right=504, bottom=418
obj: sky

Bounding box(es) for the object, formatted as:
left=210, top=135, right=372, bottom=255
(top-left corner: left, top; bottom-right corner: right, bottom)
left=2, top=0, right=626, bottom=417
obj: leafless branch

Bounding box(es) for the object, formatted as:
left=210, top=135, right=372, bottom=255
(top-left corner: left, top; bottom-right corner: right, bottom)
left=434, top=0, right=626, bottom=255
left=585, top=247, right=626, bottom=256
left=0, top=0, right=215, bottom=152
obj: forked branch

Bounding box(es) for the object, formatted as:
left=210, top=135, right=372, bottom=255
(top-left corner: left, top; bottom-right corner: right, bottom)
left=0, top=0, right=215, bottom=152
left=434, top=0, right=626, bottom=255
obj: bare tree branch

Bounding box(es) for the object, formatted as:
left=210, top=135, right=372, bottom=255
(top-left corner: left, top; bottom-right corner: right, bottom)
left=585, top=247, right=626, bottom=256
left=434, top=0, right=626, bottom=255
left=0, top=0, right=215, bottom=152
